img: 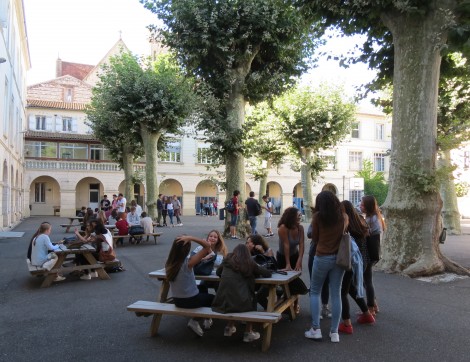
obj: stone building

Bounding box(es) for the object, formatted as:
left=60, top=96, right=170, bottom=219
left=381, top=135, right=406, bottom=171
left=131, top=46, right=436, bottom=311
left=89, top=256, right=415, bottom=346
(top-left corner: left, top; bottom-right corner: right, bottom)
left=0, top=0, right=30, bottom=229
left=24, top=39, right=392, bottom=217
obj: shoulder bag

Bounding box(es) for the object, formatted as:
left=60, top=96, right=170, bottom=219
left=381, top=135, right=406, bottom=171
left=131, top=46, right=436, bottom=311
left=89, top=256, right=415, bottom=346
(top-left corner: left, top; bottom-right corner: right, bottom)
left=336, top=220, right=352, bottom=270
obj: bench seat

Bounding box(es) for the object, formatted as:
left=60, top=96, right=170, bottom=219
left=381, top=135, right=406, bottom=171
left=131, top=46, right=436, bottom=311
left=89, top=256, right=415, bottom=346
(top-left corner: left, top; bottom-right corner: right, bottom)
left=127, top=300, right=281, bottom=351
left=112, top=233, right=162, bottom=246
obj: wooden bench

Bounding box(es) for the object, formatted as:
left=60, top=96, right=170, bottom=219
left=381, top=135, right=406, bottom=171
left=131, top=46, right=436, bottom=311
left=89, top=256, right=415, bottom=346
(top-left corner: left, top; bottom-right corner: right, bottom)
left=112, top=232, right=162, bottom=247
left=127, top=300, right=282, bottom=351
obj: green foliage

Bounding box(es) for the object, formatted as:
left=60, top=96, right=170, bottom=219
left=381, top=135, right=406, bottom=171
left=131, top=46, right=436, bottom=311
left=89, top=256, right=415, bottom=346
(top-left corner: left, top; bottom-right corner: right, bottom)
left=401, top=164, right=455, bottom=194
left=455, top=181, right=470, bottom=197
left=274, top=84, right=356, bottom=155
left=355, top=160, right=389, bottom=205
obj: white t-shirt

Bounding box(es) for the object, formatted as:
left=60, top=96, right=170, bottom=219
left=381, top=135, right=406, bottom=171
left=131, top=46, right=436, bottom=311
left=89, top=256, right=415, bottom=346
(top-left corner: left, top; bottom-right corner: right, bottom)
left=117, top=197, right=127, bottom=212
left=265, top=201, right=273, bottom=218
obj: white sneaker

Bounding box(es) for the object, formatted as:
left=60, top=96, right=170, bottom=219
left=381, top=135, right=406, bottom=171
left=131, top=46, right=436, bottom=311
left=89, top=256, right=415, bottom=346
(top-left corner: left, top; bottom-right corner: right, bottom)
left=329, top=332, right=340, bottom=343
left=90, top=271, right=98, bottom=278
left=203, top=318, right=213, bottom=330
left=187, top=319, right=203, bottom=337
left=224, top=325, right=236, bottom=336
left=243, top=331, right=260, bottom=342
left=80, top=273, right=91, bottom=280
left=54, top=275, right=66, bottom=282
left=305, top=327, right=322, bottom=340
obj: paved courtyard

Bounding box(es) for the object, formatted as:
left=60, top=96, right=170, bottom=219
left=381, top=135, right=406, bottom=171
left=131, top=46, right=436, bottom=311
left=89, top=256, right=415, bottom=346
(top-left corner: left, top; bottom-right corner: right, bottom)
left=0, top=215, right=469, bottom=362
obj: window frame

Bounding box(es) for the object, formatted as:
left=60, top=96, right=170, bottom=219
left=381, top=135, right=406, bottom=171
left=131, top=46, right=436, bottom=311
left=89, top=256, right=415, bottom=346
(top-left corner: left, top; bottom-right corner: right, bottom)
left=349, top=151, right=363, bottom=171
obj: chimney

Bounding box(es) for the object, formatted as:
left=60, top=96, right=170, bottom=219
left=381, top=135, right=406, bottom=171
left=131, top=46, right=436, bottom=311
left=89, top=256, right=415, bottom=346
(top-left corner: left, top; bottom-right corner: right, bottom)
left=56, top=57, right=62, bottom=77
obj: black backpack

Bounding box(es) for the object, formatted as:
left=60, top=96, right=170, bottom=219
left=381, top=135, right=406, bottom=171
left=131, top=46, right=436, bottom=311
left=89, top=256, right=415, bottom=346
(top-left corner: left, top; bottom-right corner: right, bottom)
left=255, top=202, right=263, bottom=216
left=225, top=200, right=235, bottom=213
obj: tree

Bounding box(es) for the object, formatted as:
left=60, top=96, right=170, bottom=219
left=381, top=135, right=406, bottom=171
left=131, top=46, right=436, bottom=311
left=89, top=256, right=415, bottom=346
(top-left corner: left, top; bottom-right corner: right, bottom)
left=302, top=0, right=470, bottom=276
left=86, top=53, right=145, bottom=200
left=87, top=52, right=197, bottom=218
left=244, top=102, right=291, bottom=202
left=437, top=53, right=470, bottom=235
left=274, top=84, right=356, bottom=219
left=355, top=160, right=389, bottom=206
left=141, top=0, right=321, bottom=234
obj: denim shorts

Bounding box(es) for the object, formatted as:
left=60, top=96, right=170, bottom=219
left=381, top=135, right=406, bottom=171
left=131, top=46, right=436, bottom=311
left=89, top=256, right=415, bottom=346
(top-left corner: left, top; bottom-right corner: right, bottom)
left=230, top=213, right=238, bottom=226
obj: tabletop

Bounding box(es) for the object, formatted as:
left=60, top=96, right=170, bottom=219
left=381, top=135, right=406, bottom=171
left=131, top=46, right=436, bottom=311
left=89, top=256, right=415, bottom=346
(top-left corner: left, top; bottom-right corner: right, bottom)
left=149, top=269, right=301, bottom=284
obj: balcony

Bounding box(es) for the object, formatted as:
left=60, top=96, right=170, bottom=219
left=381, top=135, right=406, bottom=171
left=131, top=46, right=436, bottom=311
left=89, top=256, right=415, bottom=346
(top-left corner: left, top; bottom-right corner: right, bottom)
left=25, top=160, right=146, bottom=173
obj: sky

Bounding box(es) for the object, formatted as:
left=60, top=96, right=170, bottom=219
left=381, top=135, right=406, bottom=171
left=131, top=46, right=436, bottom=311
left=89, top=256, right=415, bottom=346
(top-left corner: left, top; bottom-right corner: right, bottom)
left=23, top=0, right=378, bottom=108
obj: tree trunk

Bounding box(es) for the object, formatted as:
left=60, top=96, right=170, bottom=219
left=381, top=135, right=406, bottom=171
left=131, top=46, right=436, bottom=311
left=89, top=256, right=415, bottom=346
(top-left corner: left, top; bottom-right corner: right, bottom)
left=300, top=148, right=314, bottom=220
left=224, top=66, right=250, bottom=237
left=438, top=149, right=461, bottom=234
left=140, top=123, right=161, bottom=219
left=122, top=144, right=134, bottom=201
left=379, top=2, right=461, bottom=277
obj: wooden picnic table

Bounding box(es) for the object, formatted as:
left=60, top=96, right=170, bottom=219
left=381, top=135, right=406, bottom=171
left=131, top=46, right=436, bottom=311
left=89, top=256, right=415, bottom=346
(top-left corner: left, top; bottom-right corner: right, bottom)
left=61, top=216, right=84, bottom=233
left=144, top=269, right=301, bottom=351
left=39, top=244, right=110, bottom=288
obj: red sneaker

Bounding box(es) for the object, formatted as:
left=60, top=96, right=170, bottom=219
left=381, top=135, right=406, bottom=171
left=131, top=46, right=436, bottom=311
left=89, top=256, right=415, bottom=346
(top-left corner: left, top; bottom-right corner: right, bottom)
left=357, top=313, right=375, bottom=324
left=338, top=322, right=353, bottom=334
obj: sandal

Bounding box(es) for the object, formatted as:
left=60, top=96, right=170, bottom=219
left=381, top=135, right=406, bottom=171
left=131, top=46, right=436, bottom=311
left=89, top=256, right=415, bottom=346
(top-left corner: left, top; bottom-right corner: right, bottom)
left=295, top=303, right=301, bottom=315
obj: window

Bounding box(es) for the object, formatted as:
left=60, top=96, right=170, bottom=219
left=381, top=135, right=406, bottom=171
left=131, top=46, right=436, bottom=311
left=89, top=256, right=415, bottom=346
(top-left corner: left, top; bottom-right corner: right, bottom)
left=90, top=145, right=110, bottom=161
left=197, top=145, right=213, bottom=164
left=349, top=151, right=363, bottom=170
left=25, top=141, right=57, bottom=158
left=64, top=88, right=73, bottom=103
left=3, top=79, right=8, bottom=135
left=376, top=123, right=385, bottom=140
left=62, top=117, right=73, bottom=132
left=59, top=143, right=88, bottom=159
left=349, top=190, right=363, bottom=207
left=159, top=140, right=181, bottom=162
left=374, top=153, right=386, bottom=172
left=351, top=122, right=360, bottom=138
left=320, top=155, right=336, bottom=170
left=34, top=183, right=46, bottom=203
left=35, top=116, right=46, bottom=130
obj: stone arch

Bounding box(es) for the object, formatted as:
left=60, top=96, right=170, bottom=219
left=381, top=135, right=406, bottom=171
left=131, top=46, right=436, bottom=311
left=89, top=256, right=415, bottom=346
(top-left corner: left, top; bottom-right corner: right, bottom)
left=29, top=175, right=61, bottom=216
left=195, top=179, right=218, bottom=215
left=2, top=160, right=8, bottom=226
left=116, top=181, right=146, bottom=209
left=245, top=182, right=252, bottom=196
left=76, top=177, right=104, bottom=211
left=292, top=183, right=304, bottom=213
left=267, top=181, right=282, bottom=215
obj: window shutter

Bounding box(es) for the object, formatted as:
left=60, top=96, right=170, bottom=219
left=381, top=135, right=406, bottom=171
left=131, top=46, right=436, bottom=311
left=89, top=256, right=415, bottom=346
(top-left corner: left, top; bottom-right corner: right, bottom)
left=46, top=117, right=53, bottom=131
left=55, top=116, right=62, bottom=132
left=72, top=118, right=78, bottom=132
left=28, top=115, right=35, bottom=130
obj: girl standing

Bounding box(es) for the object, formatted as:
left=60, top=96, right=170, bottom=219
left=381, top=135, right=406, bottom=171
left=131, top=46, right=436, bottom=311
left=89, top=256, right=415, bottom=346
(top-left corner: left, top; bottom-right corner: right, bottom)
left=305, top=191, right=348, bottom=343
left=212, top=244, right=272, bottom=342
left=166, top=235, right=214, bottom=337
left=166, top=197, right=175, bottom=227
left=360, top=195, right=385, bottom=315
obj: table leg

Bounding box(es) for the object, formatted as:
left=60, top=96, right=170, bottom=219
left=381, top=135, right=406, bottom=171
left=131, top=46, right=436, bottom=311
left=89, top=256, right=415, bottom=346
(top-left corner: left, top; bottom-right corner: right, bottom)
left=65, top=225, right=72, bottom=233
left=261, top=285, right=277, bottom=352
left=41, top=254, right=66, bottom=288
left=282, top=284, right=297, bottom=321
left=150, top=281, right=170, bottom=336
left=82, top=253, right=111, bottom=280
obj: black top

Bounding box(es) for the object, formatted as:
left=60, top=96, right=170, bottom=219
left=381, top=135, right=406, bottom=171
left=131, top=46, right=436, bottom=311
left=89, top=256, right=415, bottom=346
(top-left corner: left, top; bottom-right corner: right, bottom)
left=245, top=197, right=259, bottom=217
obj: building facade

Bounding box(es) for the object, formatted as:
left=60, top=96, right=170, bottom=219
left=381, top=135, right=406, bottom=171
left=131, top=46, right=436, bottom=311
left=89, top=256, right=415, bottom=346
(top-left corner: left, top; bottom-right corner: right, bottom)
left=24, top=40, right=393, bottom=217
left=0, top=0, right=30, bottom=229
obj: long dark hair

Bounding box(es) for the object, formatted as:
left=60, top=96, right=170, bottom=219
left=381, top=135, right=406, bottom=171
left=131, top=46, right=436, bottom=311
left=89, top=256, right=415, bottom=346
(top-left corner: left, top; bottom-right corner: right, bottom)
left=341, top=200, right=368, bottom=240
left=248, top=234, right=269, bottom=254
left=27, top=222, right=51, bottom=259
left=278, top=207, right=300, bottom=229
left=362, top=195, right=386, bottom=230
left=165, top=238, right=191, bottom=281
left=226, top=244, right=256, bottom=277
left=314, top=191, right=343, bottom=227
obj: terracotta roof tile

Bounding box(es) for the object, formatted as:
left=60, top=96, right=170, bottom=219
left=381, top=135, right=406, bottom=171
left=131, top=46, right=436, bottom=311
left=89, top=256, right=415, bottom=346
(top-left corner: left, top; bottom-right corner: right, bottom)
left=24, top=130, right=98, bottom=142
left=58, top=61, right=95, bottom=80
left=27, top=99, right=88, bottom=110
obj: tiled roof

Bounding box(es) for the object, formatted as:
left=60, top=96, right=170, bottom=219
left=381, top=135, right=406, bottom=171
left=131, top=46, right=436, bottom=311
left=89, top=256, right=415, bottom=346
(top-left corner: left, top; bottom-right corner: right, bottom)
left=26, top=99, right=88, bottom=110
left=24, top=130, right=99, bottom=142
left=58, top=61, right=95, bottom=80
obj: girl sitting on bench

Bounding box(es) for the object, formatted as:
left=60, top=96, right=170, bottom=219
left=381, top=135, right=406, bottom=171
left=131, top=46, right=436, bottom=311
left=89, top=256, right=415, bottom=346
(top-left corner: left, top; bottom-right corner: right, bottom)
left=166, top=235, right=214, bottom=337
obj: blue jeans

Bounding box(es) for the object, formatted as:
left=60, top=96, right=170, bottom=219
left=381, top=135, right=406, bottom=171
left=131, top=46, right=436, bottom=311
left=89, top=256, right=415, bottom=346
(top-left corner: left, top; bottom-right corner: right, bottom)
left=248, top=216, right=257, bottom=235
left=168, top=209, right=174, bottom=225
left=309, top=255, right=344, bottom=333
